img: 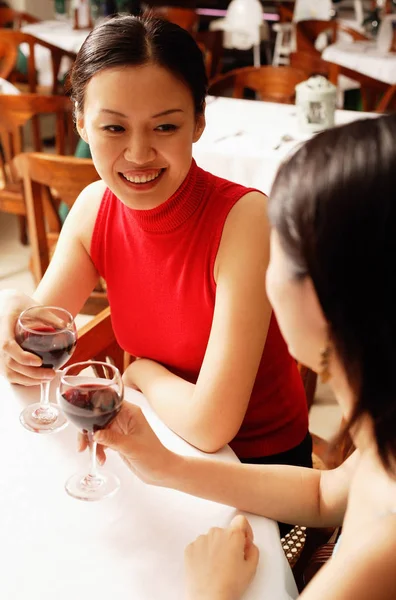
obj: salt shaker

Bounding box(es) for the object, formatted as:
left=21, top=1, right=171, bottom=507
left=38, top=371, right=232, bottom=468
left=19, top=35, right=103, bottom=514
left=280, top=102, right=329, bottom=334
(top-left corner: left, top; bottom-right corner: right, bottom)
left=295, top=76, right=337, bottom=134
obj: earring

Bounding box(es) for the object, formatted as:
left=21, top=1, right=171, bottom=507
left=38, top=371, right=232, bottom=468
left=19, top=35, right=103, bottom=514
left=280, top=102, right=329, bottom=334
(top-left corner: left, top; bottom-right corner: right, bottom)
left=319, top=345, right=331, bottom=383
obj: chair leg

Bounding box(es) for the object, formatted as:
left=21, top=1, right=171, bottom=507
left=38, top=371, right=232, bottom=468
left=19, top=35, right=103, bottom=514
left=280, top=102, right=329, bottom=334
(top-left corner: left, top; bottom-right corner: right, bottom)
left=18, top=215, right=28, bottom=245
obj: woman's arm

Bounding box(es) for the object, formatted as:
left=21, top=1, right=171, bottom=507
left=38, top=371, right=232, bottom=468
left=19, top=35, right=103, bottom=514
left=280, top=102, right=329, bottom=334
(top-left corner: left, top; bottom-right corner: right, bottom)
left=95, top=403, right=358, bottom=528
left=0, top=180, right=106, bottom=384
left=123, top=191, right=271, bottom=452
left=33, top=180, right=106, bottom=316
left=184, top=500, right=396, bottom=600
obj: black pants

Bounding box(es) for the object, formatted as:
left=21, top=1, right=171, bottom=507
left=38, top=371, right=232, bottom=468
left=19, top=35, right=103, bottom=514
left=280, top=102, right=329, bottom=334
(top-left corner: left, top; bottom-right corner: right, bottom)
left=240, top=432, right=313, bottom=538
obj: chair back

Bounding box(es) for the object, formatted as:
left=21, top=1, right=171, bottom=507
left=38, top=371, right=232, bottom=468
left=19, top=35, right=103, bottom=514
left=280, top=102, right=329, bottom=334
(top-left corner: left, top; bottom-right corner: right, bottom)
left=290, top=51, right=330, bottom=78
left=295, top=19, right=337, bottom=55
left=148, top=7, right=199, bottom=34
left=0, top=94, right=75, bottom=183
left=278, top=4, right=294, bottom=22
left=0, top=38, right=17, bottom=79
left=0, top=30, right=76, bottom=95
left=208, top=66, right=308, bottom=104
left=196, top=29, right=224, bottom=78
left=66, top=306, right=127, bottom=374
left=0, top=8, right=40, bottom=29
left=18, top=152, right=99, bottom=283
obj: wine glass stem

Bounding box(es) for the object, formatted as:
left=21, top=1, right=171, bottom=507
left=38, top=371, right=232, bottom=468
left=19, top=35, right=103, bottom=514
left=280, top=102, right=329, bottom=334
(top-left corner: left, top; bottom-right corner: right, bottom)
left=88, top=434, right=98, bottom=477
left=40, top=380, right=50, bottom=406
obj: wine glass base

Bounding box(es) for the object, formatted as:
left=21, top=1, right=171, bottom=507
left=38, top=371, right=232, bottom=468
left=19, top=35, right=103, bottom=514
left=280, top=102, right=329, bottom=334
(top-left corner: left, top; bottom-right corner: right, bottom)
left=19, top=402, right=68, bottom=434
left=65, top=471, right=120, bottom=502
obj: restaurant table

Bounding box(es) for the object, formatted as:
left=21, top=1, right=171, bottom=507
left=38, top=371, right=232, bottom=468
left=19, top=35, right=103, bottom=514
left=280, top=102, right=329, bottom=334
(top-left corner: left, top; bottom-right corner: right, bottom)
left=322, top=40, right=396, bottom=85
left=193, top=97, right=377, bottom=195
left=0, top=374, right=298, bottom=600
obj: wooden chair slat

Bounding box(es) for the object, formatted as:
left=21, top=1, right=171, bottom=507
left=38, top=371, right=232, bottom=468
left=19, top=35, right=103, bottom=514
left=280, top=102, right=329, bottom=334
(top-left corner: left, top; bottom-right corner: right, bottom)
left=208, top=66, right=308, bottom=104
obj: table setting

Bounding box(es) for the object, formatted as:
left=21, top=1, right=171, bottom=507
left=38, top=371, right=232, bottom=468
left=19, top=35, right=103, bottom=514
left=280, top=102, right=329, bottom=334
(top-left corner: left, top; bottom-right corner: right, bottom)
left=193, top=96, right=377, bottom=196
left=0, top=308, right=298, bottom=600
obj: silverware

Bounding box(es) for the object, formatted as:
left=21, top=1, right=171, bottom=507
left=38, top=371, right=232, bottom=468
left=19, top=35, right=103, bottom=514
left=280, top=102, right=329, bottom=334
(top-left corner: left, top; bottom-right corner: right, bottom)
left=273, top=134, right=295, bottom=150
left=214, top=130, right=244, bottom=143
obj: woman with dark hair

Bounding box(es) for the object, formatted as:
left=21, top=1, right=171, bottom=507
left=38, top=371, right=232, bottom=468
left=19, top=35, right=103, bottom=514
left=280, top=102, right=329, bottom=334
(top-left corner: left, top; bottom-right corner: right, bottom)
left=91, top=114, right=396, bottom=599
left=0, top=16, right=310, bottom=508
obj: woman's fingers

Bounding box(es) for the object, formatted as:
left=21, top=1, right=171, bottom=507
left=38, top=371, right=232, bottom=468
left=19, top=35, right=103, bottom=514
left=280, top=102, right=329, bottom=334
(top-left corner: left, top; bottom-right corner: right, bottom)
left=229, top=515, right=254, bottom=540
left=77, top=432, right=107, bottom=465
left=229, top=515, right=255, bottom=557
left=1, top=339, right=42, bottom=367
left=5, top=358, right=53, bottom=380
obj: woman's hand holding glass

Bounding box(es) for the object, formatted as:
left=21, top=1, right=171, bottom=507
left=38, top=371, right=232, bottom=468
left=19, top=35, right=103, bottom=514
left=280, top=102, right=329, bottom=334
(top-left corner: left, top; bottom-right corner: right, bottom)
left=15, top=305, right=77, bottom=433
left=59, top=361, right=124, bottom=501
left=0, top=290, right=44, bottom=385
left=86, top=401, right=178, bottom=487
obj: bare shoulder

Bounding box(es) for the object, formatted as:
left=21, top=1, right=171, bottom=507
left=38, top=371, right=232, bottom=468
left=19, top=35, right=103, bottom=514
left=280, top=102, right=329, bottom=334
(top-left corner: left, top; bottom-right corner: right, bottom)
left=226, top=190, right=268, bottom=226
left=62, top=179, right=107, bottom=250
left=302, top=515, right=396, bottom=599
left=215, top=191, right=270, bottom=282
left=67, top=179, right=107, bottom=218
left=220, top=190, right=269, bottom=250
left=336, top=516, right=396, bottom=597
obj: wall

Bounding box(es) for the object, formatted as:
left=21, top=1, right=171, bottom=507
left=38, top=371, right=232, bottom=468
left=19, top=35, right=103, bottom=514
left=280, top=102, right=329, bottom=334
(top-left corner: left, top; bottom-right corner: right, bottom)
left=8, top=0, right=54, bottom=19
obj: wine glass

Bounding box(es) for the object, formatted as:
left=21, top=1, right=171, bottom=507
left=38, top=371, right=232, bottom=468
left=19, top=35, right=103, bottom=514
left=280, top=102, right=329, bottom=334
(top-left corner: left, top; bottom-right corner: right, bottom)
left=58, top=361, right=124, bottom=501
left=15, top=306, right=77, bottom=433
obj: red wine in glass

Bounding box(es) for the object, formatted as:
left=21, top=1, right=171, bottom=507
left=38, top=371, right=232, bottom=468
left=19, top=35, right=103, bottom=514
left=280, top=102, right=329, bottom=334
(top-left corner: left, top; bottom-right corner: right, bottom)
left=16, top=306, right=77, bottom=434
left=58, top=361, right=124, bottom=501
left=16, top=326, right=76, bottom=369
left=59, top=385, right=122, bottom=433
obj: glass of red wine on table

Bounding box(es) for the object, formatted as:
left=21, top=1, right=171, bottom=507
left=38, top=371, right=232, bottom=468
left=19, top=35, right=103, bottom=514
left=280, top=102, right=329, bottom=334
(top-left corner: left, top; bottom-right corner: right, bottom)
left=15, top=306, right=77, bottom=433
left=58, top=361, right=124, bottom=501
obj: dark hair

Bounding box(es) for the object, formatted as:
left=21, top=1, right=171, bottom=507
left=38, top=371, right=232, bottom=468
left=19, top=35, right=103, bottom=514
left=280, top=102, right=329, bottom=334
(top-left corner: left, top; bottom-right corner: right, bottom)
left=268, top=114, right=396, bottom=473
left=70, top=14, right=207, bottom=114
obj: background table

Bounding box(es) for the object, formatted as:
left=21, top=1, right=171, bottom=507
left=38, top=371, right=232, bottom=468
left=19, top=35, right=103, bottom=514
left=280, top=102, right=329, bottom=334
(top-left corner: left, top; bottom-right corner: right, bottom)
left=323, top=40, right=396, bottom=85
left=193, top=97, right=378, bottom=195
left=0, top=375, right=298, bottom=600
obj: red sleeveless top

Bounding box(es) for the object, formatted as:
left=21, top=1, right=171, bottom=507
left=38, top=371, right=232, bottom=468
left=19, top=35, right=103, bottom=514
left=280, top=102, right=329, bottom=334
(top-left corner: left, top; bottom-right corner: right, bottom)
left=91, top=160, right=308, bottom=459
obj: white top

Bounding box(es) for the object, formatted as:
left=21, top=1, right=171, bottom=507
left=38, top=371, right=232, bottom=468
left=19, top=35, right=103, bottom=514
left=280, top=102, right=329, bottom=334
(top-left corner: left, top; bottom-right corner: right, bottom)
left=322, top=40, right=396, bottom=85
left=0, top=375, right=298, bottom=600
left=193, top=97, right=378, bottom=195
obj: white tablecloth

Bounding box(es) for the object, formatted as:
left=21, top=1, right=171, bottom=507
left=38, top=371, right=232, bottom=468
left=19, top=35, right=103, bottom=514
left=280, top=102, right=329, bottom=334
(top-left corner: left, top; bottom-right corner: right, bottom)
left=322, top=40, right=396, bottom=85
left=0, top=375, right=298, bottom=600
left=21, top=20, right=89, bottom=87
left=193, top=97, right=377, bottom=195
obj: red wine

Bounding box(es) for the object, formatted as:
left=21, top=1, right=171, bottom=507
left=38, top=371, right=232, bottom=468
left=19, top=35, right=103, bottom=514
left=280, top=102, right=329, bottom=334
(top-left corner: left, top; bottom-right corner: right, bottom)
left=59, top=385, right=122, bottom=433
left=16, top=326, right=76, bottom=369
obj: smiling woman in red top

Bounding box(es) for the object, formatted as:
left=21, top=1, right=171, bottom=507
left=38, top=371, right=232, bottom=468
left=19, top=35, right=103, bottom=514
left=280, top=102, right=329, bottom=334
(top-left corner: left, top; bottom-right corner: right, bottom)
left=0, top=16, right=310, bottom=508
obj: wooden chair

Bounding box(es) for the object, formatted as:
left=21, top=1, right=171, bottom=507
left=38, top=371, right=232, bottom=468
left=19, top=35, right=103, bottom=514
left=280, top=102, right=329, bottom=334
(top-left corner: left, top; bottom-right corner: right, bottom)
left=17, top=152, right=108, bottom=315
left=0, top=30, right=77, bottom=96
left=0, top=7, right=40, bottom=28
left=295, top=19, right=338, bottom=56
left=66, top=306, right=127, bottom=373
left=327, top=61, right=396, bottom=112
left=147, top=6, right=199, bottom=35
left=196, top=29, right=224, bottom=79
left=207, top=66, right=308, bottom=104
left=289, top=51, right=330, bottom=78
left=0, top=38, right=17, bottom=80
left=0, top=93, right=76, bottom=244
